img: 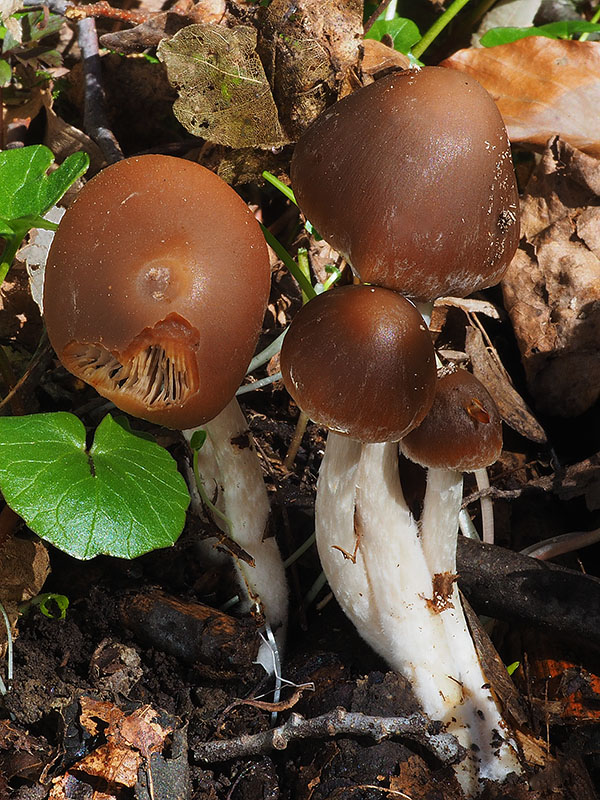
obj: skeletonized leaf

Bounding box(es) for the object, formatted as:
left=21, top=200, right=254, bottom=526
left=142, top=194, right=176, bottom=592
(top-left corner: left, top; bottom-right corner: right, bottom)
left=158, top=23, right=288, bottom=149
left=442, top=38, right=600, bottom=156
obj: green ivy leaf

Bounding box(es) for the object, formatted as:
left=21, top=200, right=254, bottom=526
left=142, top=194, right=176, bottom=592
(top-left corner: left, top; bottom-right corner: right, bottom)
left=364, top=17, right=421, bottom=54
left=481, top=20, right=600, bottom=47
left=0, top=145, right=89, bottom=234
left=0, top=413, right=190, bottom=560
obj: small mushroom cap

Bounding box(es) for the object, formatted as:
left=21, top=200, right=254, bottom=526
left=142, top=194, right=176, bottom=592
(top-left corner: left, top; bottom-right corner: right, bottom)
left=44, top=155, right=270, bottom=429
left=401, top=369, right=502, bottom=471
left=290, top=67, right=519, bottom=302
left=280, top=285, right=436, bottom=443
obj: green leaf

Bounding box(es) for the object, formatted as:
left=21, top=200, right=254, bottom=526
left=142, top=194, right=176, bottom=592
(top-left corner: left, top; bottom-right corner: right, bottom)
left=0, top=413, right=190, bottom=560
left=365, top=17, right=421, bottom=54
left=20, top=592, right=70, bottom=619
left=189, top=429, right=207, bottom=451
left=481, top=20, right=600, bottom=47
left=0, top=145, right=89, bottom=226
left=0, top=59, right=11, bottom=88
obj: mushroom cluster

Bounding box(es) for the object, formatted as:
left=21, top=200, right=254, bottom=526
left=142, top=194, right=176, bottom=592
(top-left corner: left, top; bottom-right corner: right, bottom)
left=284, top=67, right=521, bottom=796
left=44, top=154, right=288, bottom=664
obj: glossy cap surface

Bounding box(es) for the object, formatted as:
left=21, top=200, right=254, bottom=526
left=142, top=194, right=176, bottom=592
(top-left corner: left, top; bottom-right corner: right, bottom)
left=291, top=67, right=519, bottom=302
left=44, top=155, right=270, bottom=429
left=402, top=368, right=502, bottom=471
left=280, top=285, right=436, bottom=442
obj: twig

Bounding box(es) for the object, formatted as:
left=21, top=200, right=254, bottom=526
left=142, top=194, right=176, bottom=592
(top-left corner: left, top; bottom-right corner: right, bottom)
left=65, top=2, right=149, bottom=24
left=364, top=0, right=394, bottom=33
left=193, top=707, right=463, bottom=765
left=78, top=17, right=123, bottom=164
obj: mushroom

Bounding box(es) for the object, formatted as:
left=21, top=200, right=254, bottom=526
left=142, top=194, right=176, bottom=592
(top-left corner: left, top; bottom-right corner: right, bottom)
left=401, top=367, right=521, bottom=787
left=43, top=154, right=288, bottom=661
left=286, top=66, right=523, bottom=794
left=281, top=288, right=521, bottom=794
left=290, top=66, right=519, bottom=305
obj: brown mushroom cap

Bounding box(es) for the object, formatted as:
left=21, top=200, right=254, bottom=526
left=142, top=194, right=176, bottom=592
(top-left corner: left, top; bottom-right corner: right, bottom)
left=401, top=368, right=502, bottom=471
left=290, top=67, right=519, bottom=302
left=280, top=285, right=436, bottom=443
left=43, top=155, right=270, bottom=429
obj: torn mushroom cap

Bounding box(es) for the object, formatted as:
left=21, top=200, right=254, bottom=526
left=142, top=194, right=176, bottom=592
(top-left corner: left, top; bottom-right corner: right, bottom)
left=290, top=67, right=519, bottom=302
left=401, top=368, right=502, bottom=471
left=43, top=155, right=270, bottom=430
left=280, top=285, right=437, bottom=443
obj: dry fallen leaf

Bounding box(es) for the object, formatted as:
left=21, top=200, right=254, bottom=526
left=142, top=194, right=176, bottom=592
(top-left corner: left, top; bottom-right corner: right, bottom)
left=502, top=137, right=600, bottom=417
left=465, top=326, right=548, bottom=444
left=49, top=699, right=179, bottom=798
left=442, top=38, right=600, bottom=156
left=158, top=22, right=288, bottom=149
left=0, top=535, right=50, bottom=652
left=360, top=38, right=411, bottom=82
left=257, top=0, right=363, bottom=139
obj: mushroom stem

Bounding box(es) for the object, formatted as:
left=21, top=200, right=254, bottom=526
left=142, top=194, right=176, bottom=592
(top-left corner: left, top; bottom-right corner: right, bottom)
left=316, top=433, right=463, bottom=719
left=184, top=397, right=288, bottom=670
left=416, top=466, right=522, bottom=792
left=318, top=437, right=521, bottom=796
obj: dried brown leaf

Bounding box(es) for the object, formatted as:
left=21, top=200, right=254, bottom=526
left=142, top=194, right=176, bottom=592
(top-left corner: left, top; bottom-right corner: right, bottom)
left=158, top=23, right=288, bottom=149
left=257, top=0, right=362, bottom=139
left=360, top=39, right=410, bottom=82
left=465, top=326, right=548, bottom=444
left=502, top=138, right=600, bottom=417
left=50, top=699, right=176, bottom=796
left=0, top=535, right=50, bottom=651
left=442, top=39, right=600, bottom=156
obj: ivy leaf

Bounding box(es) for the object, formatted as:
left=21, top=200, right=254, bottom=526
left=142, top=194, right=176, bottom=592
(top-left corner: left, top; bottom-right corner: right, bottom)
left=364, top=17, right=421, bottom=54
left=481, top=21, right=600, bottom=47
left=0, top=144, right=89, bottom=236
left=0, top=413, right=190, bottom=560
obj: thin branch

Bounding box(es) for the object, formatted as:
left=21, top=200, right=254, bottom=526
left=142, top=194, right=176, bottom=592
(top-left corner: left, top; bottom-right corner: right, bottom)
left=193, top=707, right=463, bottom=766
left=78, top=17, right=123, bottom=164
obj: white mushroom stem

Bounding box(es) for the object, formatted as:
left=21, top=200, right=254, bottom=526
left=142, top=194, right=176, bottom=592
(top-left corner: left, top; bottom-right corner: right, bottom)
left=417, top=466, right=522, bottom=790
left=317, top=434, right=521, bottom=796
left=184, top=397, right=288, bottom=672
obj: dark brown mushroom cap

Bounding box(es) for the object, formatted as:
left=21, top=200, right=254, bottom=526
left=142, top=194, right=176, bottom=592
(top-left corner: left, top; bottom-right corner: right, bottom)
left=43, top=155, right=270, bottom=429
left=290, top=67, right=519, bottom=302
left=401, top=369, right=502, bottom=471
left=280, top=285, right=436, bottom=443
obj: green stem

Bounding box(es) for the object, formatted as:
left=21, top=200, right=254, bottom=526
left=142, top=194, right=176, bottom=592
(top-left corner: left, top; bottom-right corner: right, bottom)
left=260, top=224, right=316, bottom=300
left=412, top=0, right=472, bottom=59
left=192, top=449, right=233, bottom=536
left=297, top=248, right=312, bottom=305
left=0, top=234, right=22, bottom=286
left=262, top=171, right=297, bottom=205
left=580, top=6, right=600, bottom=40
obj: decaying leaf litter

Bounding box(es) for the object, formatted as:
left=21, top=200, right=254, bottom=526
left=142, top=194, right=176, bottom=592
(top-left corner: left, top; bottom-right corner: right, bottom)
left=1, top=0, right=600, bottom=797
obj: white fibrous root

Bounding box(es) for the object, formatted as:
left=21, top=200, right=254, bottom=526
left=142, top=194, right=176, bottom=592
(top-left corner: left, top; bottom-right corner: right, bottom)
left=316, top=433, right=521, bottom=797
left=185, top=398, right=288, bottom=673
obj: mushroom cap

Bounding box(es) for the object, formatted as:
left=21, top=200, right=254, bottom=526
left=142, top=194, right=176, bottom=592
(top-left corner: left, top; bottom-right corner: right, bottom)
left=44, top=155, right=270, bottom=429
left=401, top=368, right=502, bottom=471
left=280, top=285, right=436, bottom=443
left=290, top=67, right=519, bottom=302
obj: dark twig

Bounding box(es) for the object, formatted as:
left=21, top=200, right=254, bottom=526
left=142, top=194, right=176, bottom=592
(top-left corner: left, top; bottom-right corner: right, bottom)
left=457, top=537, right=600, bottom=651
left=363, top=0, right=394, bottom=33
left=78, top=17, right=123, bottom=164
left=193, top=707, right=463, bottom=765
